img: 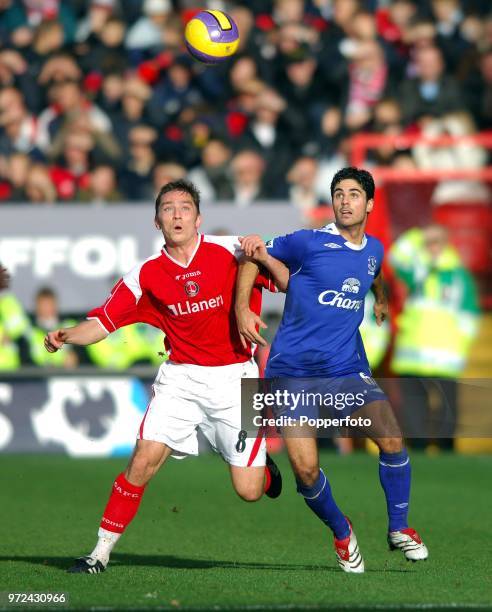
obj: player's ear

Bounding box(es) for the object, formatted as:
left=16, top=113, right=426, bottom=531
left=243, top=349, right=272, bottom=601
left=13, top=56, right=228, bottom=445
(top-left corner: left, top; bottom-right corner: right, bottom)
left=195, top=213, right=202, bottom=230
left=154, top=217, right=162, bottom=230
left=366, top=198, right=374, bottom=214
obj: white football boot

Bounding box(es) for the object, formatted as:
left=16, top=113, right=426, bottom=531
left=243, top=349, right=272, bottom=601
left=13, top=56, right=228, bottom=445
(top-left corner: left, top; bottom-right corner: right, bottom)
left=334, top=520, right=365, bottom=573
left=388, top=527, right=429, bottom=561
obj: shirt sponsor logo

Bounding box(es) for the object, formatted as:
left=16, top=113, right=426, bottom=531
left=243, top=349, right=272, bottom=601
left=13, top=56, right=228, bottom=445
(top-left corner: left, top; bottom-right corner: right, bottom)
left=324, top=242, right=342, bottom=249
left=184, top=280, right=200, bottom=297
left=342, top=277, right=360, bottom=294
left=168, top=294, right=224, bottom=316
left=318, top=290, right=363, bottom=311
left=368, top=256, right=377, bottom=276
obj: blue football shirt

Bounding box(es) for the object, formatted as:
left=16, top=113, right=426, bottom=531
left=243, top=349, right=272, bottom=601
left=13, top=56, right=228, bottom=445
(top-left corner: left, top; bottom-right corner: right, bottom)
left=265, top=223, right=384, bottom=378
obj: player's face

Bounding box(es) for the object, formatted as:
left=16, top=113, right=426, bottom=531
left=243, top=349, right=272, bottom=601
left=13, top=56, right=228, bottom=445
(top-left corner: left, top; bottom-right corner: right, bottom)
left=155, top=190, right=201, bottom=246
left=332, top=179, right=373, bottom=228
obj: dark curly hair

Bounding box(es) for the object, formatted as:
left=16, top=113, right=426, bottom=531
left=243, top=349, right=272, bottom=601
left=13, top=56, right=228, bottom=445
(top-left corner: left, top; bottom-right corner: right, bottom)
left=330, top=167, right=375, bottom=201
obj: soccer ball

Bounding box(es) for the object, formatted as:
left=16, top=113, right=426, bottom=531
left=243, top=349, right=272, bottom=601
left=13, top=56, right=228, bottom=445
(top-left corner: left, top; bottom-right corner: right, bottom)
left=185, top=10, right=239, bottom=65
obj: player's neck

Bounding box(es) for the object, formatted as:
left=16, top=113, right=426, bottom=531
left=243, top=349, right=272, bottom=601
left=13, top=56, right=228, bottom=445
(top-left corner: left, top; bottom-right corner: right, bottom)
left=335, top=223, right=366, bottom=245
left=164, top=233, right=200, bottom=265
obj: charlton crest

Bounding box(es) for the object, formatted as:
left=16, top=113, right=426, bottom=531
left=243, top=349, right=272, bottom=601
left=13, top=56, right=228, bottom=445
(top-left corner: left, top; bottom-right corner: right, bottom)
left=184, top=280, right=200, bottom=297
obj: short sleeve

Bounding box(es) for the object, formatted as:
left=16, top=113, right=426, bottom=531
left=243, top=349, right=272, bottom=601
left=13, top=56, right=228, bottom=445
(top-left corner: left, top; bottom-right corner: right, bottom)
left=265, top=230, right=311, bottom=271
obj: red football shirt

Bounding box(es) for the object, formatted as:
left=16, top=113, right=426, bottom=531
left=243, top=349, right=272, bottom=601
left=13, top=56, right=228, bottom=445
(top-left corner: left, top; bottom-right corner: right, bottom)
left=87, top=234, right=277, bottom=366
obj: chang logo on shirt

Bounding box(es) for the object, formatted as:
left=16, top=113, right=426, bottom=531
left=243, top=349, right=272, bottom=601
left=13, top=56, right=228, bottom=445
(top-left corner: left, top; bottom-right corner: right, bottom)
left=318, top=278, right=363, bottom=311
left=318, top=290, right=363, bottom=311
left=341, top=278, right=360, bottom=294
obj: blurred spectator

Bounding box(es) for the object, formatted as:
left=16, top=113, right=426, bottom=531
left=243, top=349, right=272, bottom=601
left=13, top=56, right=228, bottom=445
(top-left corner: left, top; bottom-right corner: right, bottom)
left=344, top=40, right=388, bottom=130
left=412, top=111, right=491, bottom=205
left=390, top=225, right=480, bottom=450
left=148, top=56, right=204, bottom=129
left=112, top=76, right=153, bottom=150
left=398, top=45, right=464, bottom=125
left=286, top=155, right=328, bottom=215
left=27, top=287, right=78, bottom=367
left=25, top=163, right=57, bottom=203
left=187, top=139, right=234, bottom=202
left=37, top=79, right=112, bottom=153
left=230, top=149, right=269, bottom=206
left=370, top=97, right=406, bottom=165
left=119, top=124, right=157, bottom=200
left=153, top=161, right=186, bottom=196
left=0, top=87, right=42, bottom=156
left=0, top=287, right=30, bottom=370
left=238, top=87, right=292, bottom=198
left=125, top=0, right=172, bottom=55
left=465, top=48, right=492, bottom=130
left=2, top=153, right=31, bottom=201
left=78, top=164, right=122, bottom=203
left=75, top=0, right=117, bottom=45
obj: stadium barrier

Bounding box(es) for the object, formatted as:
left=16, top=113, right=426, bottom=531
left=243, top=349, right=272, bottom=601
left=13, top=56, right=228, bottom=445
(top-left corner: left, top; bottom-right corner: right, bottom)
left=0, top=368, right=155, bottom=456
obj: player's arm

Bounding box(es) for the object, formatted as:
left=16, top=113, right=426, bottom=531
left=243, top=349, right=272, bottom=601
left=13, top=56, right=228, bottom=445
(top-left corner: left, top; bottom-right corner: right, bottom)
left=235, top=258, right=268, bottom=348
left=44, top=319, right=107, bottom=353
left=371, top=272, right=388, bottom=326
left=239, top=234, right=289, bottom=292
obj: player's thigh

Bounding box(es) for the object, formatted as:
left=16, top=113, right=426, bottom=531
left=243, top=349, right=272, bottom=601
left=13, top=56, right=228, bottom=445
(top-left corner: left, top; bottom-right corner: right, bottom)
left=200, top=359, right=267, bottom=468
left=126, top=439, right=174, bottom=484
left=140, top=362, right=205, bottom=457
left=201, top=416, right=267, bottom=468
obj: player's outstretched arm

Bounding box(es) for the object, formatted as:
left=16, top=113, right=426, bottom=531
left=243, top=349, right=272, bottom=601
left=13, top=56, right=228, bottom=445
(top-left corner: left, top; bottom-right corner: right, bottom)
left=239, top=235, right=289, bottom=292
left=235, top=259, right=267, bottom=348
left=44, top=319, right=107, bottom=353
left=371, top=272, right=388, bottom=326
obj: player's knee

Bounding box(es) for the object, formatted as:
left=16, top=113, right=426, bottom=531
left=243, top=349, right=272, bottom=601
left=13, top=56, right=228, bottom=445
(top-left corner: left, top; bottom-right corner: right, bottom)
left=294, top=464, right=319, bottom=488
left=234, top=484, right=263, bottom=502
left=376, top=437, right=403, bottom=454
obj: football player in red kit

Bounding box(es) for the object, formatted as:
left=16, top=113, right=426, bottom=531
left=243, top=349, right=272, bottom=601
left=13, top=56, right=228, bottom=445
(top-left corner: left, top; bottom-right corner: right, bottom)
left=45, top=180, right=287, bottom=574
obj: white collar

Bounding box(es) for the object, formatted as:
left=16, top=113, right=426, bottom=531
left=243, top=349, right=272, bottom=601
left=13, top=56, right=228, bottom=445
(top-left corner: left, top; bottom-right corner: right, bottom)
left=323, top=223, right=367, bottom=251
left=161, top=233, right=202, bottom=268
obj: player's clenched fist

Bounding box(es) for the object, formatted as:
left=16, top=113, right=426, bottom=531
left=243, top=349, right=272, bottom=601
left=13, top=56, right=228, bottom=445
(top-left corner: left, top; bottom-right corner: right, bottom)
left=239, top=235, right=268, bottom=264
left=44, top=329, right=68, bottom=353
left=373, top=299, right=389, bottom=326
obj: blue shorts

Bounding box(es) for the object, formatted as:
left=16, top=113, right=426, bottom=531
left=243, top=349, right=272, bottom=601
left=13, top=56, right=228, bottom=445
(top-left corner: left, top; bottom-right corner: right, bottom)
left=267, top=371, right=387, bottom=421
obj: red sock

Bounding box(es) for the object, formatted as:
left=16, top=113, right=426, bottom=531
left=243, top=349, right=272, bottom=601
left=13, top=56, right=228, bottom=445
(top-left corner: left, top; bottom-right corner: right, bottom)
left=100, top=473, right=145, bottom=534
left=264, top=466, right=272, bottom=494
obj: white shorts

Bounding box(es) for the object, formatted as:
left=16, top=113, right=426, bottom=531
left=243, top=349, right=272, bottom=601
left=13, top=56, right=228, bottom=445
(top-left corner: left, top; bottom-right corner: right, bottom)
left=137, top=359, right=266, bottom=467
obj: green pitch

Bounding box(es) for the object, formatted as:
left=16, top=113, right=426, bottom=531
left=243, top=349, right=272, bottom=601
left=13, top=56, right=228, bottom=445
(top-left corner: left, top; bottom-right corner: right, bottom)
left=1, top=452, right=491, bottom=611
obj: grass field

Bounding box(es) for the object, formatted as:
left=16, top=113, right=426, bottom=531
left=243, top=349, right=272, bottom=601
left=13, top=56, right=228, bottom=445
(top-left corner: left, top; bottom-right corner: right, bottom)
left=1, top=451, right=491, bottom=611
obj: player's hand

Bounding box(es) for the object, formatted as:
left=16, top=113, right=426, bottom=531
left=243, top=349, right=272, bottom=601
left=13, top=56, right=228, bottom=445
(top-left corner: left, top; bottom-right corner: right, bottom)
left=0, top=265, right=9, bottom=290
left=239, top=235, right=268, bottom=264
left=236, top=306, right=268, bottom=348
left=44, top=329, right=68, bottom=353
left=373, top=300, right=388, bottom=326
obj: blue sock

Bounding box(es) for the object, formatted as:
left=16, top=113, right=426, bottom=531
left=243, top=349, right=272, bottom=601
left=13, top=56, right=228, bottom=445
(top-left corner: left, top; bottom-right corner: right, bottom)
left=297, top=469, right=349, bottom=540
left=379, top=449, right=411, bottom=532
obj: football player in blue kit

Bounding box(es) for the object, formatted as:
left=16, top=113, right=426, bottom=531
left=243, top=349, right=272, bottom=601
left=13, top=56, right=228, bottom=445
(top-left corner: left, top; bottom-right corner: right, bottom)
left=236, top=167, right=428, bottom=573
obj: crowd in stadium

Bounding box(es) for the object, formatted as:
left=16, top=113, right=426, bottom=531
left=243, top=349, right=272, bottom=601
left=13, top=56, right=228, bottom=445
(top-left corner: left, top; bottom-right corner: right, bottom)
left=0, top=0, right=491, bottom=210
